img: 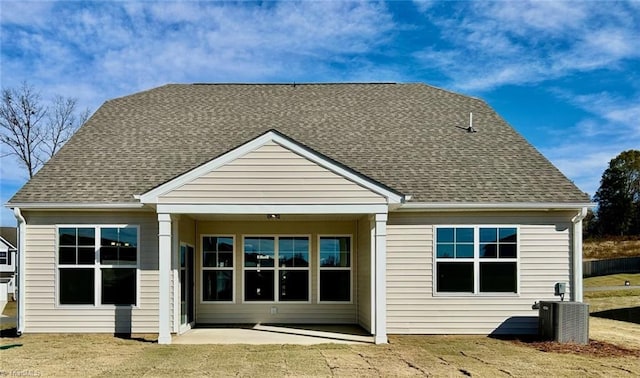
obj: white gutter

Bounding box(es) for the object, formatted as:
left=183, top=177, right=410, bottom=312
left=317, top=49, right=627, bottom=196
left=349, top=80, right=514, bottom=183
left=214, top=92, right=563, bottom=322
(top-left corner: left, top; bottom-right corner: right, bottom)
left=6, top=202, right=145, bottom=210
left=572, top=207, right=589, bottom=302
left=398, top=202, right=594, bottom=211
left=13, top=207, right=26, bottom=335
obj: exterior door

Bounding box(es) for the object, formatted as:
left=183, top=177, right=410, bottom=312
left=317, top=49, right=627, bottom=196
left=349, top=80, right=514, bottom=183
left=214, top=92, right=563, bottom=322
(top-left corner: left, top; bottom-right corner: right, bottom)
left=180, top=244, right=195, bottom=330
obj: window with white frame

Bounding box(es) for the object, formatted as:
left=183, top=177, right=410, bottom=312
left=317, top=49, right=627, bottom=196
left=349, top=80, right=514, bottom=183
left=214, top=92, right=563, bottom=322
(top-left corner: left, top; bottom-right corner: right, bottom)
left=57, top=226, right=138, bottom=305
left=435, top=226, right=518, bottom=294
left=318, top=236, right=351, bottom=302
left=0, top=251, right=8, bottom=265
left=243, top=236, right=309, bottom=302
left=202, top=236, right=234, bottom=302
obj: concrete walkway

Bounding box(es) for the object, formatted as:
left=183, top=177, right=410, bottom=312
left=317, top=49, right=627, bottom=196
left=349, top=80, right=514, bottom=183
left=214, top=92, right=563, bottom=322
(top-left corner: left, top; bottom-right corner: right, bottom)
left=173, top=324, right=374, bottom=345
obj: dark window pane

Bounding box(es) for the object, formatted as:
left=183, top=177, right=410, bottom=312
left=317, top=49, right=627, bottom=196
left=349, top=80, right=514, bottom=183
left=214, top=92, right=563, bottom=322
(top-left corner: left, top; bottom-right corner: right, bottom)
left=480, top=228, right=497, bottom=243
left=480, top=243, right=497, bottom=258
left=244, top=270, right=274, bottom=301
left=499, top=228, right=517, bottom=243
left=101, top=228, right=119, bottom=246
left=320, top=237, right=350, bottom=268
left=59, top=247, right=77, bottom=265
left=218, top=237, right=233, bottom=252
left=437, top=262, right=473, bottom=292
left=279, top=270, right=308, bottom=301
left=119, top=228, right=137, bottom=248
left=480, top=263, right=517, bottom=292
left=499, top=244, right=517, bottom=258
left=78, top=247, right=95, bottom=264
left=180, top=246, right=186, bottom=268
left=101, top=268, right=136, bottom=305
left=319, top=251, right=350, bottom=267
left=203, top=251, right=217, bottom=267
left=436, top=243, right=454, bottom=258
left=100, top=246, right=118, bottom=264
left=456, top=228, right=474, bottom=243
left=119, top=247, right=137, bottom=263
left=202, top=236, right=216, bottom=252
left=202, top=270, right=233, bottom=301
left=279, top=237, right=309, bottom=267
left=436, top=228, right=454, bottom=243
left=244, top=237, right=274, bottom=268
left=456, top=244, right=474, bottom=258
left=59, top=228, right=76, bottom=245
left=319, top=270, right=350, bottom=301
left=77, top=228, right=95, bottom=246
left=218, top=252, right=233, bottom=267
left=59, top=268, right=94, bottom=304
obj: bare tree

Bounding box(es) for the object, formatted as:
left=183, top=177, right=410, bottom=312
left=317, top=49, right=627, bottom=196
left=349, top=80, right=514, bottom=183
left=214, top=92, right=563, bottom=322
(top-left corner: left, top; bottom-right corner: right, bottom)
left=41, top=95, right=90, bottom=160
left=0, top=82, right=89, bottom=178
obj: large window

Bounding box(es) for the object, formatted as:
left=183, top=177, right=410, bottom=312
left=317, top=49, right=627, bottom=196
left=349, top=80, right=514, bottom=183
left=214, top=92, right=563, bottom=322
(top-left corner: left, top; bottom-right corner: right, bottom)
left=243, top=236, right=309, bottom=302
left=202, top=236, right=234, bottom=302
left=435, top=226, right=518, bottom=294
left=319, top=236, right=351, bottom=302
left=57, top=226, right=138, bottom=305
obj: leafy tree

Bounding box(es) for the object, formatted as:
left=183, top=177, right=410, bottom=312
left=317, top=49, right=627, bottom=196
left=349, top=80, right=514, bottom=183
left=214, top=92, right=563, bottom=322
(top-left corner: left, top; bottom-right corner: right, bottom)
left=0, top=82, right=89, bottom=178
left=593, top=150, right=640, bottom=236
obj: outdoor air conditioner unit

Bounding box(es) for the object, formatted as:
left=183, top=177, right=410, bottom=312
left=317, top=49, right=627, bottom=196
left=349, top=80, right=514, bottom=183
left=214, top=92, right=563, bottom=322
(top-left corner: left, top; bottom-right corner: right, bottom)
left=538, top=301, right=589, bottom=344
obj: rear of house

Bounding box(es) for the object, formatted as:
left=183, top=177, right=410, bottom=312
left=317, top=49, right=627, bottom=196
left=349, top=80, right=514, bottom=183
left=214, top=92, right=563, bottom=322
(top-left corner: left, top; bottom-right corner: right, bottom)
left=6, top=83, right=591, bottom=343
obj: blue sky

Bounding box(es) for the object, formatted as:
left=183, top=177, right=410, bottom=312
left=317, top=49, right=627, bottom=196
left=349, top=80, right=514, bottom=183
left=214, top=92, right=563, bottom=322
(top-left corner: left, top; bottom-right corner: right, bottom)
left=1, top=0, right=639, bottom=226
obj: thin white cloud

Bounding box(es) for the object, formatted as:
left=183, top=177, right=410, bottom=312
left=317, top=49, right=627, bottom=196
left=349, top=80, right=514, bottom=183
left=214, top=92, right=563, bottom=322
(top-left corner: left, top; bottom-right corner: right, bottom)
left=415, top=1, right=640, bottom=91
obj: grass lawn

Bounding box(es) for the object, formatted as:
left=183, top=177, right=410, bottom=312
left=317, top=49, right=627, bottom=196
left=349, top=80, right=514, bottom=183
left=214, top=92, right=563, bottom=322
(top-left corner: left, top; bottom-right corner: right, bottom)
left=1, top=332, right=638, bottom=377
left=584, top=273, right=640, bottom=287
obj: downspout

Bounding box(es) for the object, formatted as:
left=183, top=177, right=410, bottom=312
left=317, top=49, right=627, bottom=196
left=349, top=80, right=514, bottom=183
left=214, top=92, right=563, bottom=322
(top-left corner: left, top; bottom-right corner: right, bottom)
left=571, top=207, right=588, bottom=302
left=13, top=207, right=26, bottom=335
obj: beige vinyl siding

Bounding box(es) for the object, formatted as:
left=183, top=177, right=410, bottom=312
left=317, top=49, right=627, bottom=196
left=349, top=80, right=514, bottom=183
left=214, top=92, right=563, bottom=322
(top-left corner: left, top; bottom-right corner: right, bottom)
left=386, top=211, right=575, bottom=335
left=356, top=216, right=372, bottom=332
left=159, top=142, right=386, bottom=204
left=22, top=211, right=160, bottom=333
left=195, top=220, right=358, bottom=324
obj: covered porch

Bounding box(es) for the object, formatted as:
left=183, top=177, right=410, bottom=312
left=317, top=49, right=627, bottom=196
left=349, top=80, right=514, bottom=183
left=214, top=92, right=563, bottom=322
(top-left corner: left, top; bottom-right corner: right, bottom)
left=156, top=211, right=390, bottom=345
left=138, top=130, right=403, bottom=344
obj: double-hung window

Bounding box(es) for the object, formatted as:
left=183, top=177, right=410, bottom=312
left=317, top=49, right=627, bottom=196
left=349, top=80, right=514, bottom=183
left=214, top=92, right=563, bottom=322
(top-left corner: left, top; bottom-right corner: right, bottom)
left=202, top=236, right=234, bottom=302
left=435, top=226, right=518, bottom=294
left=243, top=236, right=310, bottom=302
left=318, top=236, right=352, bottom=302
left=57, top=226, right=138, bottom=305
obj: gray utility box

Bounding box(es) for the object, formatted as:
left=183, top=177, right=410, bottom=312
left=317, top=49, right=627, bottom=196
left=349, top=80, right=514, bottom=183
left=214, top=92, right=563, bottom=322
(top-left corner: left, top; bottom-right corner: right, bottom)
left=538, top=301, right=589, bottom=344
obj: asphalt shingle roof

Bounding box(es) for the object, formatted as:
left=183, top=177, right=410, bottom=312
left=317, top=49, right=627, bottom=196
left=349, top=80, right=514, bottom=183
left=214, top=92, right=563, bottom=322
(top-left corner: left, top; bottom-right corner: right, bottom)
left=9, top=83, right=590, bottom=204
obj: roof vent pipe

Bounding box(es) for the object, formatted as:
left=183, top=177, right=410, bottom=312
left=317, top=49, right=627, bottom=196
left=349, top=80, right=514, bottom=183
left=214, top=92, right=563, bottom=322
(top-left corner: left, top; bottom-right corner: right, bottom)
left=467, top=112, right=477, bottom=133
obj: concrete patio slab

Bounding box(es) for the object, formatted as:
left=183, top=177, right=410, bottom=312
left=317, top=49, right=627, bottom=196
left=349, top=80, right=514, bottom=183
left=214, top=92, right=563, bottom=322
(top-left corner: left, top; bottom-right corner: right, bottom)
left=172, top=324, right=374, bottom=345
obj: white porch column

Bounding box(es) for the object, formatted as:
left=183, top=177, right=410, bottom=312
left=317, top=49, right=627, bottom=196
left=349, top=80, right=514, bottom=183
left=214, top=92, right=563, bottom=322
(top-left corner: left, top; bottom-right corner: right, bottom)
left=374, top=213, right=388, bottom=344
left=158, top=213, right=172, bottom=344
left=572, top=208, right=588, bottom=302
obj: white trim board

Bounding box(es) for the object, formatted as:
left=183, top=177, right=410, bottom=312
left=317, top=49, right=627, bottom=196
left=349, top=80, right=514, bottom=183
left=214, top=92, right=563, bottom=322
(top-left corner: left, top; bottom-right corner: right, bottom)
left=156, top=203, right=389, bottom=215
left=139, top=130, right=404, bottom=205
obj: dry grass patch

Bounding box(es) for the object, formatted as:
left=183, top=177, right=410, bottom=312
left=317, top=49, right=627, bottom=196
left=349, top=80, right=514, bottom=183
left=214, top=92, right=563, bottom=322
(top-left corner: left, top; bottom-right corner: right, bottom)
left=2, top=333, right=640, bottom=377
left=584, top=239, right=640, bottom=259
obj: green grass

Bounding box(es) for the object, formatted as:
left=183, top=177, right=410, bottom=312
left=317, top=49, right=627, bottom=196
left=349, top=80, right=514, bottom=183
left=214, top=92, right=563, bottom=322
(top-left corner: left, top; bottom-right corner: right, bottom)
left=584, top=273, right=640, bottom=287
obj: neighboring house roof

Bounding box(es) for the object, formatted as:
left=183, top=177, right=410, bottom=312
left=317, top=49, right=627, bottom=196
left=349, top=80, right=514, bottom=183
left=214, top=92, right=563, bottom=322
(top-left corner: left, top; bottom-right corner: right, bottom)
left=8, top=83, right=590, bottom=205
left=0, top=227, right=17, bottom=249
